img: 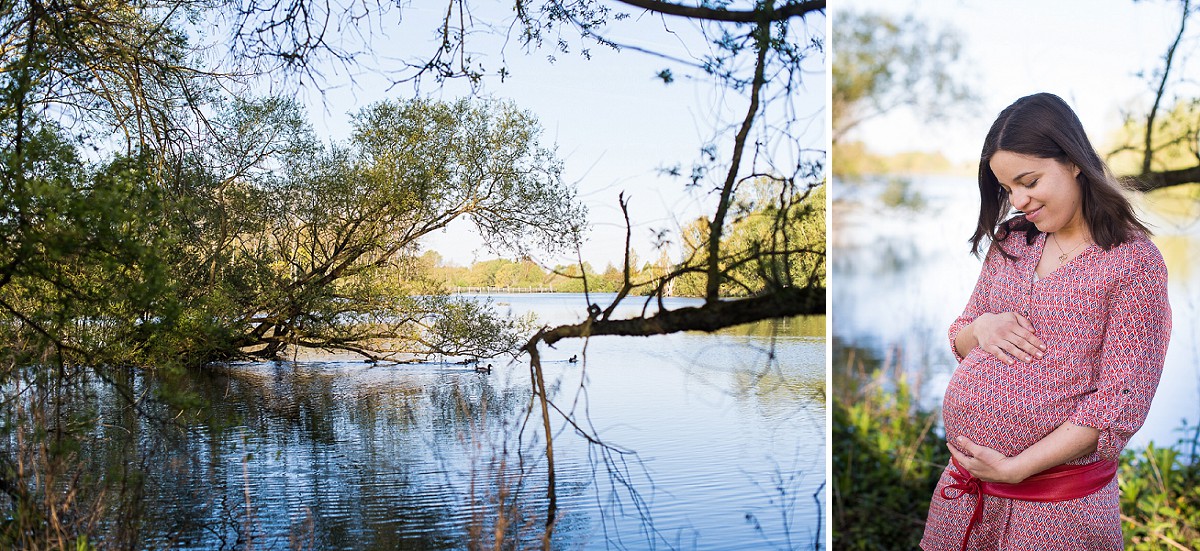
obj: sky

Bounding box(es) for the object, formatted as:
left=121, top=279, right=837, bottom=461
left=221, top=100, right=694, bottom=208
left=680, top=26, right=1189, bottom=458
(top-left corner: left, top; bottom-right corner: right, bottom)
left=272, top=4, right=827, bottom=269
left=834, top=0, right=1194, bottom=165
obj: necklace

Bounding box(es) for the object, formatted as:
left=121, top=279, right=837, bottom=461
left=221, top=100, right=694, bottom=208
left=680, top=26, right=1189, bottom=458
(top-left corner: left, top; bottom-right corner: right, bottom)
left=1051, top=233, right=1088, bottom=263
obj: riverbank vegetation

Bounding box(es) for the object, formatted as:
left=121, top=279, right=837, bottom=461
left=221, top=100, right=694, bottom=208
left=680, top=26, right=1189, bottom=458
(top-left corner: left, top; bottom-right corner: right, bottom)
left=428, top=253, right=667, bottom=294
left=832, top=347, right=1200, bottom=550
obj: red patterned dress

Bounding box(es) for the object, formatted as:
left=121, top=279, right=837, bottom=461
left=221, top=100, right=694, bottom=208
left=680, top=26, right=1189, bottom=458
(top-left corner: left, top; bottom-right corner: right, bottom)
left=920, top=229, right=1171, bottom=551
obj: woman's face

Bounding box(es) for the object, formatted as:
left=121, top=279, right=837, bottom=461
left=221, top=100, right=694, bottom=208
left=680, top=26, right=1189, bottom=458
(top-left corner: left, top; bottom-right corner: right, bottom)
left=988, top=150, right=1086, bottom=236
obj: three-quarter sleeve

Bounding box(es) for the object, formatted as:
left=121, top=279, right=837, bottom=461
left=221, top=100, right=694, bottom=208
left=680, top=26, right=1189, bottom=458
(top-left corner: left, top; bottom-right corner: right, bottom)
left=948, top=246, right=1000, bottom=363
left=1068, top=246, right=1172, bottom=460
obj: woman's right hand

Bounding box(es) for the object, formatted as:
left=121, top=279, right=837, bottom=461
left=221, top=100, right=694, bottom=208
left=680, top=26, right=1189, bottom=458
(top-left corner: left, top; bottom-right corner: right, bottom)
left=962, top=312, right=1046, bottom=365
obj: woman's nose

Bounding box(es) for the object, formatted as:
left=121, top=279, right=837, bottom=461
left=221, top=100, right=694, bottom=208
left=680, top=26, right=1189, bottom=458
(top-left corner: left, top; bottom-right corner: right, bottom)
left=1010, top=188, right=1030, bottom=210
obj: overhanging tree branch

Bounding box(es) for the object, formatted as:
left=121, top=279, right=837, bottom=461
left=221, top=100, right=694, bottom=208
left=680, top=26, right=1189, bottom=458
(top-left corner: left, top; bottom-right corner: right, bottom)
left=1115, top=0, right=1200, bottom=190
left=706, top=11, right=770, bottom=301
left=1141, top=0, right=1190, bottom=175
left=527, top=284, right=824, bottom=349
left=1125, top=165, right=1200, bottom=191
left=613, top=0, right=825, bottom=23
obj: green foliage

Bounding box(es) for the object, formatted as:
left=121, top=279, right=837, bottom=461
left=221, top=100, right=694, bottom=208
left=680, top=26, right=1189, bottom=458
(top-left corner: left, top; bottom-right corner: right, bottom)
left=424, top=254, right=674, bottom=296
left=833, top=142, right=972, bottom=180
left=879, top=177, right=926, bottom=210
left=425, top=296, right=536, bottom=358
left=0, top=0, right=210, bottom=151
left=1120, top=429, right=1200, bottom=549
left=832, top=10, right=975, bottom=144
left=121, top=95, right=586, bottom=363
left=832, top=355, right=949, bottom=550
left=828, top=140, right=888, bottom=180
left=433, top=258, right=554, bottom=290
left=0, top=121, right=200, bottom=545
left=350, top=97, right=582, bottom=255
left=0, top=125, right=176, bottom=367
left=675, top=180, right=826, bottom=298
left=546, top=261, right=601, bottom=293
left=544, top=260, right=653, bottom=294
left=1107, top=98, right=1200, bottom=177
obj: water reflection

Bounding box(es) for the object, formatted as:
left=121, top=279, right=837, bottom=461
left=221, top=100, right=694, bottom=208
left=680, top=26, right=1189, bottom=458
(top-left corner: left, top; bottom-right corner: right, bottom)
left=833, top=175, right=1200, bottom=446
left=137, top=362, right=562, bottom=550
left=84, top=296, right=827, bottom=550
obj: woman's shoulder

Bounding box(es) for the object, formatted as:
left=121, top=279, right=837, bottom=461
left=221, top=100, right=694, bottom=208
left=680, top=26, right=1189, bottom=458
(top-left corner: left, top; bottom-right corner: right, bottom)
left=1109, top=231, right=1163, bottom=260
left=1102, top=231, right=1167, bottom=278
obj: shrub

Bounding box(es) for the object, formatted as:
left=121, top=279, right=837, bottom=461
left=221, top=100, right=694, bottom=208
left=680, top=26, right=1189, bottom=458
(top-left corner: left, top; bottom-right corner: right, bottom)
left=1120, top=424, right=1200, bottom=550
left=832, top=353, right=949, bottom=550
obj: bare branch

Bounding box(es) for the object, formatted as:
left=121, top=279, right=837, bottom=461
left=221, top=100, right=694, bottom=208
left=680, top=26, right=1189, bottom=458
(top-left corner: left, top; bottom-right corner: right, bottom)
left=1142, top=0, right=1191, bottom=175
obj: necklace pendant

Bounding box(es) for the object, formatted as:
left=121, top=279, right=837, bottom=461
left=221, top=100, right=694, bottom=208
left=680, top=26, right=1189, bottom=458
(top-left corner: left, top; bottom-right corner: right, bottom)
left=1058, top=252, right=1068, bottom=263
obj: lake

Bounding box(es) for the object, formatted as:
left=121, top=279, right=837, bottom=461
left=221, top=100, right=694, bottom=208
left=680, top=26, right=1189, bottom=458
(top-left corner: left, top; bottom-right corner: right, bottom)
left=127, top=293, right=826, bottom=550
left=832, top=174, right=1200, bottom=448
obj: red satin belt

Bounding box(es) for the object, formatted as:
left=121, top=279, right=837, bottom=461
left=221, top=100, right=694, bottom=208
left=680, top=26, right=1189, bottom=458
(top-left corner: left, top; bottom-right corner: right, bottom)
left=940, top=457, right=1118, bottom=551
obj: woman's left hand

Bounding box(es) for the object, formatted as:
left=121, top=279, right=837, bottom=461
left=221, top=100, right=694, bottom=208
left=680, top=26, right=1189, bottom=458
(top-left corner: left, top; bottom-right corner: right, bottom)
left=948, top=436, right=1028, bottom=484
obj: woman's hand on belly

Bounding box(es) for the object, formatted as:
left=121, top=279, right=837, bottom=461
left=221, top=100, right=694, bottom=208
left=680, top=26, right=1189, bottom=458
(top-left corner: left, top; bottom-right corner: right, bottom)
left=961, top=311, right=1047, bottom=365
left=949, top=423, right=1100, bottom=484
left=948, top=435, right=1028, bottom=483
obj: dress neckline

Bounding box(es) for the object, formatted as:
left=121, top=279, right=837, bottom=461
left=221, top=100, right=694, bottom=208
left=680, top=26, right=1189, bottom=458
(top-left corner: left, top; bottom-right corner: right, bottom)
left=1033, top=232, right=1096, bottom=282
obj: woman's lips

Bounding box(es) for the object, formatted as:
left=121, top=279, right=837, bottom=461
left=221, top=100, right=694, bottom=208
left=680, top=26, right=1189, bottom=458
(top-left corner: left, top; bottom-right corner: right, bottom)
left=1025, top=206, right=1043, bottom=222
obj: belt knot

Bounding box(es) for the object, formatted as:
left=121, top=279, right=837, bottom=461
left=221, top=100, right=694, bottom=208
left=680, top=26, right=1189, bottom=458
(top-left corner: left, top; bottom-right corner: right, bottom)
left=941, top=462, right=985, bottom=551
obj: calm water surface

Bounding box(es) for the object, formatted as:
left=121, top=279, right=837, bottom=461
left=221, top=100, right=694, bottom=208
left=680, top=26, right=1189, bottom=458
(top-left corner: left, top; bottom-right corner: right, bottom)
left=832, top=175, right=1200, bottom=447
left=135, top=293, right=825, bottom=550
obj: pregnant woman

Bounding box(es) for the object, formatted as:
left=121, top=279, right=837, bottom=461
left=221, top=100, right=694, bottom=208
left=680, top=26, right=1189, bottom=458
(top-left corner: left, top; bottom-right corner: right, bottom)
left=920, top=93, right=1172, bottom=550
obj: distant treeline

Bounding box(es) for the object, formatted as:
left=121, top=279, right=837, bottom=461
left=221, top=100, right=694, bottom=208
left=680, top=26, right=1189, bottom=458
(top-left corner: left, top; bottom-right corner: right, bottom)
left=833, top=141, right=975, bottom=177
left=419, top=252, right=675, bottom=295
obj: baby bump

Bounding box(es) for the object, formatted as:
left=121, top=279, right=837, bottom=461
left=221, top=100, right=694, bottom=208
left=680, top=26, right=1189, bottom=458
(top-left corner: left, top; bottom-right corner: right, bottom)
left=942, top=349, right=1078, bottom=456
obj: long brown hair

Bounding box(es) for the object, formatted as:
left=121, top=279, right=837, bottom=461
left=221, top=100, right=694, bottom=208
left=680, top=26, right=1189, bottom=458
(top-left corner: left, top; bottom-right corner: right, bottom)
left=971, top=92, right=1149, bottom=257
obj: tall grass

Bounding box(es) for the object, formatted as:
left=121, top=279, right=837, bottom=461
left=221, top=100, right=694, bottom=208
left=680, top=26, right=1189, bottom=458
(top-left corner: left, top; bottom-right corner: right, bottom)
left=832, top=348, right=948, bottom=550
left=0, top=365, right=113, bottom=550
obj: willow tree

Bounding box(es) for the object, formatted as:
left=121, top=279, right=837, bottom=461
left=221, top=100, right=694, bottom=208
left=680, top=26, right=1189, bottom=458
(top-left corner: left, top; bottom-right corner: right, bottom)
left=0, top=2, right=226, bottom=540
left=0, top=0, right=210, bottom=347
left=174, top=96, right=581, bottom=363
